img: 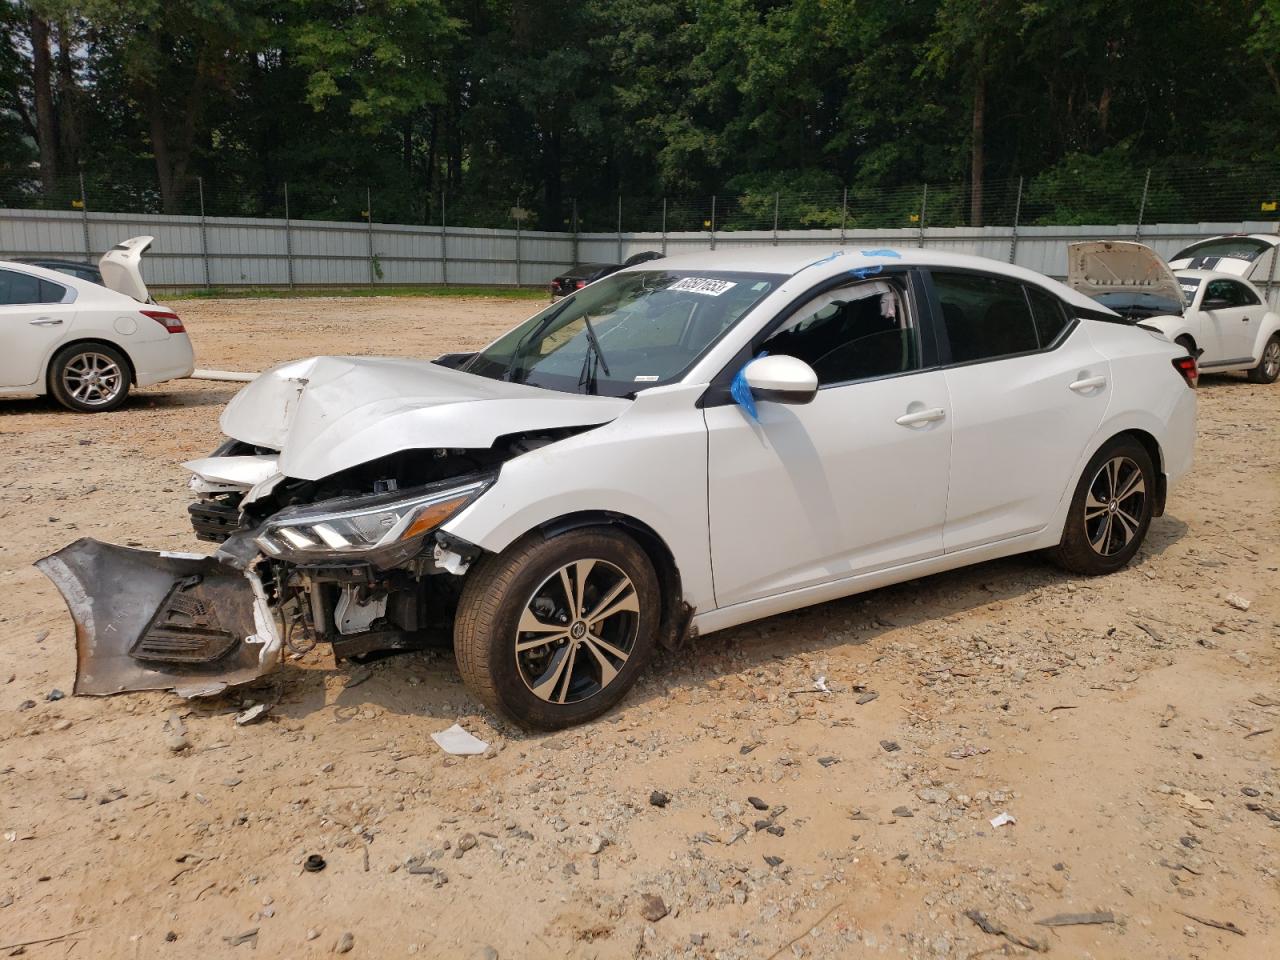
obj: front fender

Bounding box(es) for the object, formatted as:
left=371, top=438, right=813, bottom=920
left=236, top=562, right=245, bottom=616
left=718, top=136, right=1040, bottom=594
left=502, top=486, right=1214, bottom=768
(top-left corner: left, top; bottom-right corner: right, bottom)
left=442, top=385, right=716, bottom=612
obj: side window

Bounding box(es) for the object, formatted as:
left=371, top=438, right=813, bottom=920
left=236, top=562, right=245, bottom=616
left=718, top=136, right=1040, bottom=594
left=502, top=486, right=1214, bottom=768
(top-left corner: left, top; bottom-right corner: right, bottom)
left=1205, top=279, right=1255, bottom=307
left=760, top=279, right=917, bottom=386
left=0, top=269, right=45, bottom=305
left=1230, top=281, right=1260, bottom=307
left=932, top=272, right=1039, bottom=363
left=1025, top=285, right=1070, bottom=347
left=39, top=279, right=68, bottom=303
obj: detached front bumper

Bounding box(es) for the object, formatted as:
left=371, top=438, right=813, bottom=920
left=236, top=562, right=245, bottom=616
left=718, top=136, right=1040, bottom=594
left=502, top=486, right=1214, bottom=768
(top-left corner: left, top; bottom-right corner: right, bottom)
left=37, top=539, right=281, bottom=698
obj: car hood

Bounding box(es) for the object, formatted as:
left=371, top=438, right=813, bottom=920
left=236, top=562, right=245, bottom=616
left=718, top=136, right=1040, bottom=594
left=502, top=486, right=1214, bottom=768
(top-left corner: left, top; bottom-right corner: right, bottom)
left=1066, top=240, right=1185, bottom=307
left=219, top=355, right=630, bottom=481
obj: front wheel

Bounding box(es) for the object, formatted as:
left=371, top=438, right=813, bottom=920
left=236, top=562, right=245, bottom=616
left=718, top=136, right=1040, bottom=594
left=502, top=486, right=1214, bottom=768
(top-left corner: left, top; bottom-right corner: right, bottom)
left=1049, top=436, right=1155, bottom=575
left=1247, top=333, right=1280, bottom=384
left=454, top=527, right=661, bottom=729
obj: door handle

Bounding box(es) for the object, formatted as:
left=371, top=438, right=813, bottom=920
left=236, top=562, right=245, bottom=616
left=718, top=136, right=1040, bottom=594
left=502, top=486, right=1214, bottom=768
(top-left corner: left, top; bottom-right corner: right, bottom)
left=29, top=317, right=63, bottom=326
left=1069, top=375, right=1106, bottom=392
left=1242, top=317, right=1252, bottom=322
left=895, top=407, right=946, bottom=426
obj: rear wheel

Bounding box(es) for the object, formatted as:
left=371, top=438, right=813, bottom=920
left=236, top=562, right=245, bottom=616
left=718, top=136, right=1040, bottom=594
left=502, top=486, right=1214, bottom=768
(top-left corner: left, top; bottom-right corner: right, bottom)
left=49, top=343, right=130, bottom=412
left=454, top=527, right=660, bottom=729
left=1050, top=436, right=1155, bottom=575
left=1247, top=334, right=1280, bottom=384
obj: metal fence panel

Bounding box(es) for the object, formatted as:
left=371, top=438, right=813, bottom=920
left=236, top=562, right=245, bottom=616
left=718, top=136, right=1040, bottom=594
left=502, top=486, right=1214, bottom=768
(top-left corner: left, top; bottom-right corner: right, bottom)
left=1, top=206, right=1277, bottom=312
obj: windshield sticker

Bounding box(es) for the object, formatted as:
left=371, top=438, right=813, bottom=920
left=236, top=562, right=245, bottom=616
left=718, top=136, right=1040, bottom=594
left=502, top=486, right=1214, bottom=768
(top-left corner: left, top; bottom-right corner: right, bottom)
left=669, top=277, right=738, bottom=296
left=634, top=375, right=659, bottom=382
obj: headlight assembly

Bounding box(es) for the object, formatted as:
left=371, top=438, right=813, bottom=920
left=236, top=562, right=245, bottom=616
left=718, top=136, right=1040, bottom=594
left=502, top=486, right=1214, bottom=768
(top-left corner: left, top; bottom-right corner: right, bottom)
left=256, top=474, right=492, bottom=564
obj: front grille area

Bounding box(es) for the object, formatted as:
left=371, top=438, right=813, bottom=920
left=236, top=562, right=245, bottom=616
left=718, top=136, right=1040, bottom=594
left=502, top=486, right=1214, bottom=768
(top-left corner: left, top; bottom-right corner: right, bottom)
left=188, top=497, right=242, bottom=542
left=130, top=575, right=240, bottom=663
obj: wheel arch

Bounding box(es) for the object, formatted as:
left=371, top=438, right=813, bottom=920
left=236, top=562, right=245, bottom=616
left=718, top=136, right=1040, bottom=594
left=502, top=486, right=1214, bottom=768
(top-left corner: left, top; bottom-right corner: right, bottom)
left=1107, top=428, right=1166, bottom=517
left=536, top=510, right=693, bottom=650
left=46, top=337, right=138, bottom=391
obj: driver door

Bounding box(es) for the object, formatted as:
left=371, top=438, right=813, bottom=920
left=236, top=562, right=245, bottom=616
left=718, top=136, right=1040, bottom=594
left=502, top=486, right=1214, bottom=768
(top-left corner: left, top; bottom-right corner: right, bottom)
left=1196, top=278, right=1254, bottom=363
left=704, top=274, right=952, bottom=607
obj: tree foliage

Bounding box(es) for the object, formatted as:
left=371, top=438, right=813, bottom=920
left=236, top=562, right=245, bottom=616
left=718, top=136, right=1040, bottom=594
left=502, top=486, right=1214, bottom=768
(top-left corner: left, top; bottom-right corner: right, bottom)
left=1, top=0, right=1276, bottom=226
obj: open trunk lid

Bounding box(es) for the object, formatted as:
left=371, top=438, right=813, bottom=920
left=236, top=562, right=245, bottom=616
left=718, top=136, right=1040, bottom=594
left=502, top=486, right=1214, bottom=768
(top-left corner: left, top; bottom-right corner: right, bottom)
left=99, top=235, right=154, bottom=303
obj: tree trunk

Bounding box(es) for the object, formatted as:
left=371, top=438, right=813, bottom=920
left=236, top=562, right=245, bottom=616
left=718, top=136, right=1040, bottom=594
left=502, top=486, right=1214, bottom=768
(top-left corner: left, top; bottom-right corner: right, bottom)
left=29, top=13, right=58, bottom=191
left=56, top=19, right=81, bottom=172
left=542, top=127, right=562, bottom=231
left=425, top=105, right=439, bottom=221
left=969, top=70, right=985, bottom=228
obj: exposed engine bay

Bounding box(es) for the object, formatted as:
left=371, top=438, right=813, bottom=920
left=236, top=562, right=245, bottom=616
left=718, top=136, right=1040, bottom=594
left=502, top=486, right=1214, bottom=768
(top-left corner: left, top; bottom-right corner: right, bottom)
left=36, top=351, right=630, bottom=697
left=42, top=428, right=587, bottom=697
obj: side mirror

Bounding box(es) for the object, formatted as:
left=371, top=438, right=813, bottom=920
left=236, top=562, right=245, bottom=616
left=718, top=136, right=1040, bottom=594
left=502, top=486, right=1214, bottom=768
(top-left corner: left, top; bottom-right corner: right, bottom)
left=742, top=355, right=818, bottom=405
left=1201, top=298, right=1231, bottom=311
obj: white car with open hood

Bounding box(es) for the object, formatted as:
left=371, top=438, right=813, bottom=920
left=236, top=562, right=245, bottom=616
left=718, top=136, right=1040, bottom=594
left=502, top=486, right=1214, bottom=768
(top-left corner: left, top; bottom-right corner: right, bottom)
left=0, top=236, right=194, bottom=411
left=38, top=248, right=1197, bottom=729
left=1068, top=239, right=1280, bottom=383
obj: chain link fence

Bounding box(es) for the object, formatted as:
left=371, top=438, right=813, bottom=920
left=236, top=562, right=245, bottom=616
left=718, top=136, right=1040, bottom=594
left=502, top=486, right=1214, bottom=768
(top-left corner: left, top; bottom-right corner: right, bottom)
left=1, top=164, right=1277, bottom=291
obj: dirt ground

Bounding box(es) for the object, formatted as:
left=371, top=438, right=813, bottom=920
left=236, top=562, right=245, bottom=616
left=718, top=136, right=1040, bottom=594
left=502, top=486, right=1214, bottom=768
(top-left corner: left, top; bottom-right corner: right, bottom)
left=1, top=295, right=1276, bottom=960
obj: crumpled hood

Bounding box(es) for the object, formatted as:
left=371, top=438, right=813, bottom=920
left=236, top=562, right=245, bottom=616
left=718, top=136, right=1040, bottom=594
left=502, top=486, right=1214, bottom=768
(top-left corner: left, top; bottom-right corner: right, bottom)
left=220, top=355, right=630, bottom=481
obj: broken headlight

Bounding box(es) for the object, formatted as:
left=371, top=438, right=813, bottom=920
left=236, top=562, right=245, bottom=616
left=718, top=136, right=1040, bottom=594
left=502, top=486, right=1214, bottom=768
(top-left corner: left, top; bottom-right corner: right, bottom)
left=255, top=474, right=493, bottom=565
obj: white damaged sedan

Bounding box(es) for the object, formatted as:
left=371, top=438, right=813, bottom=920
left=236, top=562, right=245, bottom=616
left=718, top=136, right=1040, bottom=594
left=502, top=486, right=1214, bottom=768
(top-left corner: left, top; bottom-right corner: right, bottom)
left=39, top=248, right=1197, bottom=728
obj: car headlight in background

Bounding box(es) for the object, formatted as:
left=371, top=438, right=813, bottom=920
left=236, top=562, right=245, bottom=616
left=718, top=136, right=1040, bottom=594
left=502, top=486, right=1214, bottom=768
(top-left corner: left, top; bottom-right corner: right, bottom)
left=256, top=475, right=493, bottom=563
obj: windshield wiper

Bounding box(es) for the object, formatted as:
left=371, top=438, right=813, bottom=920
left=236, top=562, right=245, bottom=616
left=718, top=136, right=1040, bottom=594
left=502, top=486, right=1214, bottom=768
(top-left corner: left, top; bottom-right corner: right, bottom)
left=580, top=313, right=611, bottom=377
left=576, top=314, right=611, bottom=395
left=502, top=296, right=574, bottom=383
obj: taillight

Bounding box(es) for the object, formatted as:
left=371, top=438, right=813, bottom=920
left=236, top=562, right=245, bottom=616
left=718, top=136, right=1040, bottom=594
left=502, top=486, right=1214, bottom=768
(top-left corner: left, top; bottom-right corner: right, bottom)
left=575, top=279, right=587, bottom=289
left=1172, top=355, right=1198, bottom=388
left=141, top=309, right=185, bottom=334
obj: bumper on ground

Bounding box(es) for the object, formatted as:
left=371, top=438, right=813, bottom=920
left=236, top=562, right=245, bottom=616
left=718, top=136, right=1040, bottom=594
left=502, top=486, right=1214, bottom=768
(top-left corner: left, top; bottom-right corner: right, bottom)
left=36, top=539, right=280, bottom=697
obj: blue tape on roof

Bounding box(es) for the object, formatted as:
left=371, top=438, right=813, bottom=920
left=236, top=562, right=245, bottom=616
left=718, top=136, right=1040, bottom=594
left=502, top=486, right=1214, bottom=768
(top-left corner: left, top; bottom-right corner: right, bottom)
left=860, top=248, right=901, bottom=258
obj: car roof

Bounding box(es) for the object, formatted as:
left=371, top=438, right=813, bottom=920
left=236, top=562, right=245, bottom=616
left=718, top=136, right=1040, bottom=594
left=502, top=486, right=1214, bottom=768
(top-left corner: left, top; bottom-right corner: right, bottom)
left=618, top=245, right=1107, bottom=315
left=15, top=257, right=97, bottom=268
left=0, top=258, right=122, bottom=301
left=1175, top=267, right=1257, bottom=282
left=1174, top=233, right=1280, bottom=249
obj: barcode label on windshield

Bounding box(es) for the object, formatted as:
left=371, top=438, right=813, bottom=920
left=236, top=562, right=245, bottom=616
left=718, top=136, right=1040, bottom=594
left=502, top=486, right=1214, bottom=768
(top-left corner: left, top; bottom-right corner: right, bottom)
left=669, top=277, right=737, bottom=296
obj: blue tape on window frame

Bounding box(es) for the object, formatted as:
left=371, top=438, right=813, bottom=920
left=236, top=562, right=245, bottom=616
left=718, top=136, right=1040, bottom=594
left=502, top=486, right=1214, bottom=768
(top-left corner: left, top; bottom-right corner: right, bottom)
left=850, top=264, right=883, bottom=279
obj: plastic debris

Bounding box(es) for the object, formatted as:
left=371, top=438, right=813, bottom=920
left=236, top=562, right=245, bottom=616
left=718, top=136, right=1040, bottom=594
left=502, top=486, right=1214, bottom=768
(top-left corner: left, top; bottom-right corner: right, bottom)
left=235, top=703, right=270, bottom=726
left=813, top=676, right=830, bottom=693
left=990, top=811, right=1017, bottom=828
left=430, top=723, right=489, bottom=756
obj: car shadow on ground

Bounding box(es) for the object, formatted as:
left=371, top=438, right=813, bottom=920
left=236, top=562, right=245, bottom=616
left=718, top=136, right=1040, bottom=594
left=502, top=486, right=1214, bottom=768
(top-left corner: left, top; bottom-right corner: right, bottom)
left=219, top=512, right=1190, bottom=739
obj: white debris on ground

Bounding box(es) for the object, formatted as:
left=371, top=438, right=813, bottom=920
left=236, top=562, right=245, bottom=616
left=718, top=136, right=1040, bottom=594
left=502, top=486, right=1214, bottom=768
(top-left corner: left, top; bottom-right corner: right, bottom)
left=0, top=296, right=1276, bottom=959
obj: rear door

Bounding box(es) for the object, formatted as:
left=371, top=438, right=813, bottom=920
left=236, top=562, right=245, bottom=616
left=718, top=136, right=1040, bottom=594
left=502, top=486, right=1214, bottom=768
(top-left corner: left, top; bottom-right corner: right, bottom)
left=927, top=270, right=1111, bottom=552
left=0, top=268, right=73, bottom=387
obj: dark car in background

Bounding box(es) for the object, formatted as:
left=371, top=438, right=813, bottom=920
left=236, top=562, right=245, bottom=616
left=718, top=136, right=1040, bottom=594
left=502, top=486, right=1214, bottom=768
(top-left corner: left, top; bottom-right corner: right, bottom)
left=14, top=257, right=105, bottom=286
left=549, top=251, right=664, bottom=299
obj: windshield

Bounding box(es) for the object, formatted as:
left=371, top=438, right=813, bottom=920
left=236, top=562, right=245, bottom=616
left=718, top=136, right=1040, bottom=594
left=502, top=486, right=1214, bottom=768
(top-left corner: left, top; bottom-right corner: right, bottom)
left=1173, top=238, right=1270, bottom=263
left=462, top=269, right=784, bottom=396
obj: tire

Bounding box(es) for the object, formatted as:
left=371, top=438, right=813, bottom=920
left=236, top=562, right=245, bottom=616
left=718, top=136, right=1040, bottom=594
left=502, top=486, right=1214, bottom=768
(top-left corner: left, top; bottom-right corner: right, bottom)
left=1247, top=333, right=1280, bottom=384
left=48, top=343, right=131, bottom=412
left=1049, top=436, right=1156, bottom=576
left=454, top=527, right=661, bottom=729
